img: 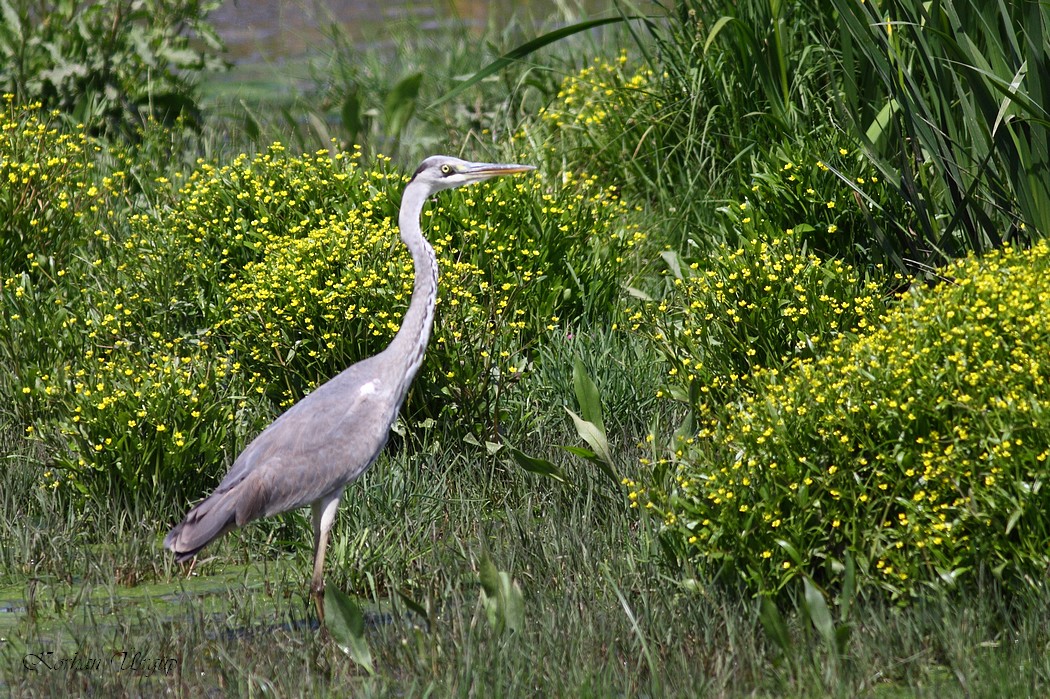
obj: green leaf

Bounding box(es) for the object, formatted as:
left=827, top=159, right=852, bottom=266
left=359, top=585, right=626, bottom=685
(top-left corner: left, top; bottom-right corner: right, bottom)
left=660, top=250, right=683, bottom=280
left=702, top=16, right=735, bottom=55
left=157, top=46, right=203, bottom=68
left=430, top=16, right=638, bottom=108
left=324, top=585, right=375, bottom=675
left=864, top=99, right=897, bottom=146
left=341, top=87, right=364, bottom=144
left=560, top=445, right=597, bottom=459
left=1, top=1, right=23, bottom=35
left=397, top=588, right=430, bottom=629
left=479, top=552, right=524, bottom=634
left=564, top=408, right=619, bottom=485
left=237, top=99, right=261, bottom=141
left=759, top=596, right=792, bottom=654
left=565, top=407, right=612, bottom=465
left=1005, top=506, right=1023, bottom=535
left=840, top=551, right=856, bottom=624
left=384, top=72, right=422, bottom=139
left=306, top=112, right=332, bottom=146
left=625, top=286, right=653, bottom=301
left=775, top=539, right=801, bottom=565
left=802, top=577, right=836, bottom=649
left=572, top=358, right=604, bottom=434
left=479, top=551, right=500, bottom=599
left=508, top=446, right=566, bottom=483
left=559, top=443, right=619, bottom=487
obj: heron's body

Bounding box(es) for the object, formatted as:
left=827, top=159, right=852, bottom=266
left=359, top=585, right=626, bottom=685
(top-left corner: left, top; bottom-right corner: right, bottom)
left=164, top=155, right=533, bottom=622
left=165, top=353, right=396, bottom=558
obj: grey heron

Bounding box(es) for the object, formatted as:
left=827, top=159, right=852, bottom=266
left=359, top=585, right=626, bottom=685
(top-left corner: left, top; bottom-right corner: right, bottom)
left=164, top=155, right=535, bottom=622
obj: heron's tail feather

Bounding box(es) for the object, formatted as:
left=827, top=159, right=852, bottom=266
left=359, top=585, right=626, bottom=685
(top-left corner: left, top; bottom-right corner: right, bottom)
left=164, top=480, right=267, bottom=562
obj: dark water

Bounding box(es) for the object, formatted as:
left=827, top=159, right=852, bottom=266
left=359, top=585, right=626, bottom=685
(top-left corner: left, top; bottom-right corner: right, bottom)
left=209, top=0, right=602, bottom=64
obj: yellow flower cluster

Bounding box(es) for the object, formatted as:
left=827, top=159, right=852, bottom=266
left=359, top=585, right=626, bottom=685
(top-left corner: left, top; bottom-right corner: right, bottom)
left=636, top=232, right=883, bottom=418
left=16, top=138, right=641, bottom=498
left=745, top=143, right=905, bottom=261
left=0, top=96, right=124, bottom=273
left=538, top=53, right=650, bottom=130
left=651, top=240, right=1050, bottom=597
left=35, top=338, right=240, bottom=493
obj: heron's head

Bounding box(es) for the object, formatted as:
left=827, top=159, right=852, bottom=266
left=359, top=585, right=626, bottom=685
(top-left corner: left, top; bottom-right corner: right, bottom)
left=410, top=155, right=535, bottom=195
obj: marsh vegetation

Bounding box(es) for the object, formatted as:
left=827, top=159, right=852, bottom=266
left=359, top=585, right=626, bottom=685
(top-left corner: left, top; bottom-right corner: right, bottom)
left=2, top=0, right=1049, bottom=695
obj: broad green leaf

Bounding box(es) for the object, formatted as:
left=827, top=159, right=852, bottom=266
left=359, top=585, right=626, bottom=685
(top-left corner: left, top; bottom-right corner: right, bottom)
left=479, top=552, right=524, bottom=634
left=841, top=551, right=856, bottom=623
left=479, top=551, right=500, bottom=599
left=324, top=585, right=375, bottom=675
left=158, top=46, right=203, bottom=67
left=564, top=408, right=619, bottom=485
left=864, top=99, right=897, bottom=146
left=508, top=446, right=566, bottom=483
left=759, top=596, right=792, bottom=654
left=238, top=99, right=261, bottom=140
left=1005, top=506, right=1023, bottom=535
left=703, top=16, right=735, bottom=55
left=559, top=440, right=619, bottom=487
left=307, top=111, right=333, bottom=147
left=565, top=407, right=612, bottom=466
left=560, top=445, right=597, bottom=459
left=341, top=87, right=364, bottom=144
left=572, top=358, right=604, bottom=434
left=625, top=286, right=653, bottom=301
left=660, top=249, right=683, bottom=280
left=1, top=1, right=23, bottom=35
left=384, top=72, right=422, bottom=138
left=397, top=588, right=430, bottom=629
left=775, top=539, right=801, bottom=565
left=501, top=572, right=525, bottom=633
left=802, top=577, right=836, bottom=649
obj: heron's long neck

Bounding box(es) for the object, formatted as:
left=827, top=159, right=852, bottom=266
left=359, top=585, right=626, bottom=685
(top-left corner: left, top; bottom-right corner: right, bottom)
left=387, top=182, right=439, bottom=397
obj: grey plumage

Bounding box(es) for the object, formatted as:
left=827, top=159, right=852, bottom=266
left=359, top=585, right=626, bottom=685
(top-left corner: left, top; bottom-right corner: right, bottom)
left=164, top=155, right=535, bottom=621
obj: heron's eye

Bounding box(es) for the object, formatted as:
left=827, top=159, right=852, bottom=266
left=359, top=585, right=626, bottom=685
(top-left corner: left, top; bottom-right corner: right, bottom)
left=440, top=164, right=452, bottom=175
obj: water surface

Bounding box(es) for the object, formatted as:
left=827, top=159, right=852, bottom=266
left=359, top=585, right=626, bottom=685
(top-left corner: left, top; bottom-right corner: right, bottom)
left=210, top=0, right=605, bottom=64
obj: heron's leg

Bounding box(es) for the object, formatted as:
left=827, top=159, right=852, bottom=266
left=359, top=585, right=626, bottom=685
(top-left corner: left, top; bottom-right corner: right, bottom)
left=310, top=489, right=344, bottom=625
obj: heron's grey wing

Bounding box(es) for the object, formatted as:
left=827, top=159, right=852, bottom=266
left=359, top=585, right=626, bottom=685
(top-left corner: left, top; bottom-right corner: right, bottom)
left=213, top=356, right=399, bottom=520
left=165, top=355, right=401, bottom=560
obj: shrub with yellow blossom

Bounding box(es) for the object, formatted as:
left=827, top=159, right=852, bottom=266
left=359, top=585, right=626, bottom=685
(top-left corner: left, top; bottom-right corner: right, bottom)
left=40, top=338, right=250, bottom=498
left=643, top=241, right=1050, bottom=599
left=745, top=141, right=919, bottom=270
left=634, top=231, right=884, bottom=414
left=538, top=52, right=650, bottom=134
left=0, top=97, right=143, bottom=432
left=0, top=96, right=121, bottom=274
left=528, top=53, right=655, bottom=191
left=17, top=140, right=641, bottom=501
left=125, top=144, right=643, bottom=423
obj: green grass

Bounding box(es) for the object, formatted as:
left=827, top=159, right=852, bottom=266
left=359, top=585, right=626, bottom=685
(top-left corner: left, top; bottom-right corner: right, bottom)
left=3, top=420, right=1050, bottom=696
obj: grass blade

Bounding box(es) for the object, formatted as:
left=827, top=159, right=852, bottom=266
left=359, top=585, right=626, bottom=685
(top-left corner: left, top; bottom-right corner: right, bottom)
left=430, top=16, right=637, bottom=108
